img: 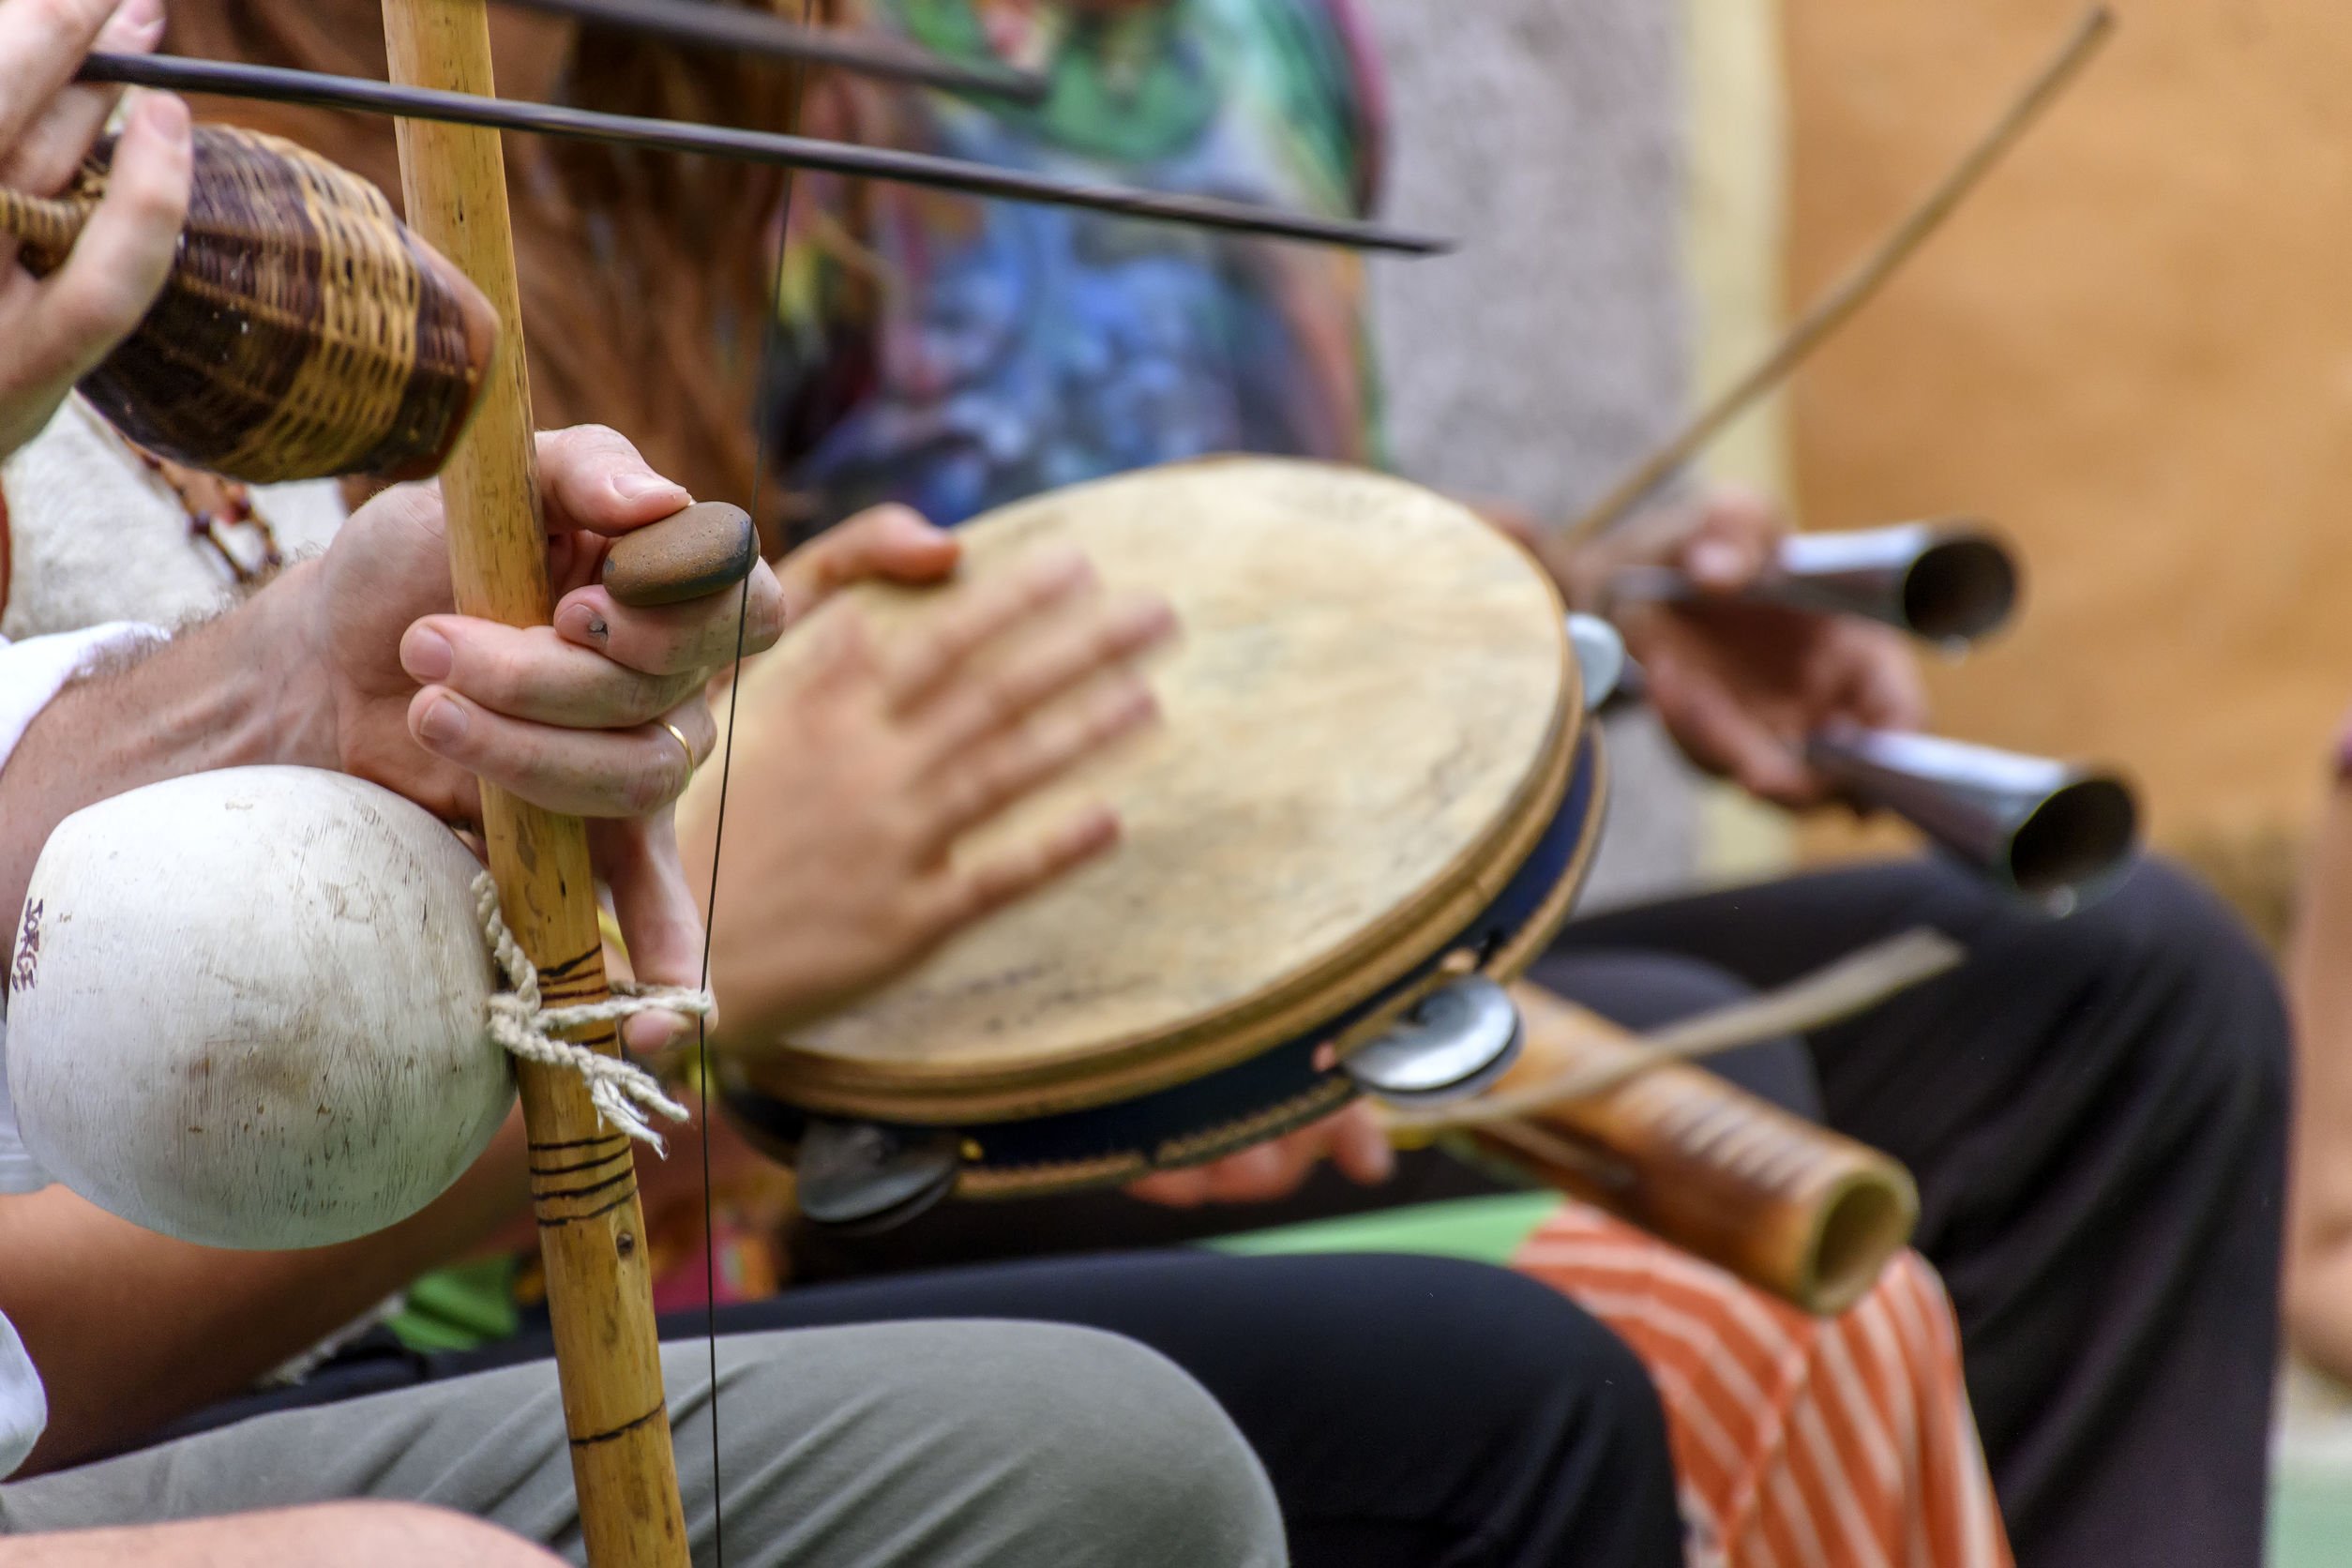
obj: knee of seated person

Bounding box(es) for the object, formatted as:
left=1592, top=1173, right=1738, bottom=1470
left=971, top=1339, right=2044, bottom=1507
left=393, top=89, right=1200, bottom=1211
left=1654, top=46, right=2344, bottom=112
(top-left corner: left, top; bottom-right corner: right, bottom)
left=1338, top=1255, right=1671, bottom=1455
left=930, top=1325, right=1283, bottom=1566
left=2055, top=855, right=2289, bottom=1105
left=725, top=1322, right=1282, bottom=1568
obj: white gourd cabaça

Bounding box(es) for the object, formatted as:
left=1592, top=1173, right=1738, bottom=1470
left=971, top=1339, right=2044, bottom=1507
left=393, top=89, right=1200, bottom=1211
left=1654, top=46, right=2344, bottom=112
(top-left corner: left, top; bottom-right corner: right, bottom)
left=6, top=766, right=513, bottom=1248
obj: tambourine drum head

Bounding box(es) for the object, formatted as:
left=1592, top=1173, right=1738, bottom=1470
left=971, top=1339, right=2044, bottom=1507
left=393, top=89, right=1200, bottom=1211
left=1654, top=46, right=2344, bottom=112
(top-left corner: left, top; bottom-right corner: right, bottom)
left=701, top=458, right=1580, bottom=1129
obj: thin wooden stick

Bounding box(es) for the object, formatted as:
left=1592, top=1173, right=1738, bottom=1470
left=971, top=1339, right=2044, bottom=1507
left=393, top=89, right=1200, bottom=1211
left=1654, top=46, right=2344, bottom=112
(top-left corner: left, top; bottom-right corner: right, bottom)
left=1384, top=927, right=1966, bottom=1133
left=1556, top=5, right=2116, bottom=548
left=378, top=1, right=687, bottom=1563
left=77, top=53, right=1448, bottom=255
left=495, top=0, right=1047, bottom=99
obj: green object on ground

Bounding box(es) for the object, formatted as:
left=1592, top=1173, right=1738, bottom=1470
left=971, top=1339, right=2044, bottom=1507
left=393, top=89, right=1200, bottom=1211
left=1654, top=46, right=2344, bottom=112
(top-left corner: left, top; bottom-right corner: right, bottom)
left=2270, top=1452, right=2352, bottom=1568
left=1207, top=1192, right=1564, bottom=1268
left=388, top=1257, right=521, bottom=1352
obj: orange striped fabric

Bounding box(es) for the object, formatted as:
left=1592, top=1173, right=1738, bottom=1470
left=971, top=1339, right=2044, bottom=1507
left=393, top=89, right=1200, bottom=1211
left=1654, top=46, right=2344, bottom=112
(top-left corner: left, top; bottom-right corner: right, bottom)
left=1513, top=1203, right=2011, bottom=1568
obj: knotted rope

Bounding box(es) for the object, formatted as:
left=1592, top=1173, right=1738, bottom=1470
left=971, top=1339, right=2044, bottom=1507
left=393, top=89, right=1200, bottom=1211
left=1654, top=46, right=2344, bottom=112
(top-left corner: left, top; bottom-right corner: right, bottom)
left=475, top=873, right=707, bottom=1152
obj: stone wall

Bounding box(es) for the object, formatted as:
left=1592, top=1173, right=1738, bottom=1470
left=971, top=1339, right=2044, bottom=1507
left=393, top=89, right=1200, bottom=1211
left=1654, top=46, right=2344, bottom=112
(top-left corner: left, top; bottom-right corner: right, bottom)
left=1356, top=0, right=1709, bottom=908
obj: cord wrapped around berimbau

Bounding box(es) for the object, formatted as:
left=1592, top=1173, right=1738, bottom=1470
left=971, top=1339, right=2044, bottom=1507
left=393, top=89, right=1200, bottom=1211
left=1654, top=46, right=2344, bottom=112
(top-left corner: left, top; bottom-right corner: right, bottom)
left=0, top=124, right=497, bottom=485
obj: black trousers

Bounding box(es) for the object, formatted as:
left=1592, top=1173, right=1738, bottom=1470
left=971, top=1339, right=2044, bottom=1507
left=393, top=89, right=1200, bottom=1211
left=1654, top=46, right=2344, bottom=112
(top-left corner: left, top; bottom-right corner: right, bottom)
left=168, top=1251, right=1682, bottom=1568
left=791, top=855, right=2292, bottom=1568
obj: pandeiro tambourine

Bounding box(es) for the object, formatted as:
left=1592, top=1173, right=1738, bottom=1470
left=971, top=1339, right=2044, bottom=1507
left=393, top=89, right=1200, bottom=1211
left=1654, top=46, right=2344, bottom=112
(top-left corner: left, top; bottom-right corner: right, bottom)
left=696, top=458, right=1609, bottom=1228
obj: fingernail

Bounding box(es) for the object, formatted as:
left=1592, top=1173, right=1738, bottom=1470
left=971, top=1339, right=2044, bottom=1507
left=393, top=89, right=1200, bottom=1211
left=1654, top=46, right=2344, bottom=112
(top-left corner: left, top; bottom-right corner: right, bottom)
left=613, top=472, right=688, bottom=506
left=110, top=0, right=167, bottom=43
left=1364, top=1140, right=1396, bottom=1182
left=1122, top=595, right=1178, bottom=641
left=1689, top=540, right=1743, bottom=581
left=400, top=625, right=454, bottom=683
left=557, top=602, right=611, bottom=645
left=624, top=1010, right=689, bottom=1056
left=135, top=90, right=190, bottom=143
left=1032, top=545, right=1093, bottom=587
left=418, top=695, right=470, bottom=747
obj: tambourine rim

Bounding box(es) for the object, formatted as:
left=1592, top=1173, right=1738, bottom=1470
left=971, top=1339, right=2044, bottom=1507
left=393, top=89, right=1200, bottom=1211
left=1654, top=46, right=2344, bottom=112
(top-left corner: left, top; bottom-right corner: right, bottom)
left=755, top=459, right=1586, bottom=1123
left=786, top=676, right=1581, bottom=1123
left=955, top=732, right=1614, bottom=1195
left=716, top=734, right=1611, bottom=1199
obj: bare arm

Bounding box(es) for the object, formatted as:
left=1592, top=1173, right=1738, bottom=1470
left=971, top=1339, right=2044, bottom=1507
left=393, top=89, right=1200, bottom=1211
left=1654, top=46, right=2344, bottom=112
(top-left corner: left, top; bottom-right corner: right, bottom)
left=0, top=571, right=334, bottom=923
left=2286, top=780, right=2352, bottom=1380
left=0, top=1116, right=525, bottom=1473
left=0, top=1503, right=562, bottom=1567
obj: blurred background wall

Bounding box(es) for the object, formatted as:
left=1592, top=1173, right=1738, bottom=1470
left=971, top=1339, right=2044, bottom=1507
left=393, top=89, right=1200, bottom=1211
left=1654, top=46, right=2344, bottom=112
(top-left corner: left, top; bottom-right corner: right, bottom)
left=1783, top=0, right=2344, bottom=941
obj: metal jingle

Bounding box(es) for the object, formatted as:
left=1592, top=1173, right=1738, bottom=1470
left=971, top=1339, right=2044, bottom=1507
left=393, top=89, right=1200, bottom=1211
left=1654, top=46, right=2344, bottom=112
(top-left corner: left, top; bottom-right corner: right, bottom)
left=793, top=1118, right=964, bottom=1233
left=1345, top=974, right=1526, bottom=1106
left=1566, top=614, right=1628, bottom=711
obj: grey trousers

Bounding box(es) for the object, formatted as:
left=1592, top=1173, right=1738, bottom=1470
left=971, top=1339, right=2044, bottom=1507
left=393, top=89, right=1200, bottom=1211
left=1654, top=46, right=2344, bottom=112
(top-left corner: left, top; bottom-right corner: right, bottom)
left=0, top=1323, right=1286, bottom=1568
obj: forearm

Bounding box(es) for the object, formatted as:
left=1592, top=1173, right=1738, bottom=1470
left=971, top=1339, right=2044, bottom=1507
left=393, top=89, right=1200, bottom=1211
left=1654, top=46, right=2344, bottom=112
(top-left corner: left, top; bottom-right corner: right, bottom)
left=0, top=562, right=337, bottom=918
left=1, top=1113, right=529, bottom=1473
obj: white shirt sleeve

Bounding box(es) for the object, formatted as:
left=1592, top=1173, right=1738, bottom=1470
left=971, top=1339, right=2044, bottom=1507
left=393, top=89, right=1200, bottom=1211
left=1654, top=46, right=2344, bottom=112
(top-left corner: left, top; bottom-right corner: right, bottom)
left=0, top=623, right=166, bottom=772
left=0, top=1311, right=45, bottom=1482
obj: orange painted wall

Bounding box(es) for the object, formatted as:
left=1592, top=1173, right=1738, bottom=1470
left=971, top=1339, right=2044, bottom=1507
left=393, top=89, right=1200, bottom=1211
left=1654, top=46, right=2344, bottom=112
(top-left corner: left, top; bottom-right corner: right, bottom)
left=1783, top=1, right=2352, bottom=866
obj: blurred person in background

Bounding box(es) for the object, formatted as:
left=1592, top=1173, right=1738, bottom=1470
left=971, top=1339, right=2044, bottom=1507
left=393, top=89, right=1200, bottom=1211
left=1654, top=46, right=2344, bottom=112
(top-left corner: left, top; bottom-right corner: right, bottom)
left=761, top=6, right=2288, bottom=1566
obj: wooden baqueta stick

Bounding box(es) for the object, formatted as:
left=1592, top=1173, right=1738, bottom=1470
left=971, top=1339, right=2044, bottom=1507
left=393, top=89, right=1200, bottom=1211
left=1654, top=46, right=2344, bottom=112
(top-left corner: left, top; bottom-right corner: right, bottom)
left=379, top=0, right=690, bottom=1560
left=75, top=52, right=1448, bottom=255
left=494, top=0, right=1047, bottom=99
left=1556, top=5, right=2116, bottom=548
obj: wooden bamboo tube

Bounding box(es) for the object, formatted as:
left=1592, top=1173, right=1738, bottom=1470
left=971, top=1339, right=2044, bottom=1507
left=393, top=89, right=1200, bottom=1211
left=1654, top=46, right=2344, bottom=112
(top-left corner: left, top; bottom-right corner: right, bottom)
left=379, top=2, right=688, bottom=1562
left=1466, top=982, right=1919, bottom=1317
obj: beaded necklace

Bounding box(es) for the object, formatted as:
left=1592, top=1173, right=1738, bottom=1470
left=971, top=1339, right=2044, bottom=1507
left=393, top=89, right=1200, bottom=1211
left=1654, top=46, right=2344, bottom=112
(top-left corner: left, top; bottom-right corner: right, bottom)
left=125, top=441, right=287, bottom=590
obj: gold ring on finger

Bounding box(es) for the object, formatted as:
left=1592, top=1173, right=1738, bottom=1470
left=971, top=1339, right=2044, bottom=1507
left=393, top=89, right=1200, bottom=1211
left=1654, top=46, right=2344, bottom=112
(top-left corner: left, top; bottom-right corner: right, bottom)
left=659, top=718, right=698, bottom=780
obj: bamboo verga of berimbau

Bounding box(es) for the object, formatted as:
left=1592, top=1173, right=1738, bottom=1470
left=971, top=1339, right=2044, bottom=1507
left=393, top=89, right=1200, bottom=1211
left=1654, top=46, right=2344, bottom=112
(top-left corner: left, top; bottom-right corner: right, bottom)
left=379, top=0, right=688, bottom=1562
left=0, top=126, right=496, bottom=485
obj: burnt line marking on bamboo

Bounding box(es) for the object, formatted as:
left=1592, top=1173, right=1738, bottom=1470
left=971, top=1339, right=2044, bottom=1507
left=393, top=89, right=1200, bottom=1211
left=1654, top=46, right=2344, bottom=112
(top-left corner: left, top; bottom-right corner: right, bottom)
left=569, top=1402, right=669, bottom=1448
left=531, top=1146, right=639, bottom=1179
left=534, top=1167, right=639, bottom=1205
left=536, top=1188, right=644, bottom=1228
left=538, top=944, right=606, bottom=984
left=528, top=1133, right=634, bottom=1154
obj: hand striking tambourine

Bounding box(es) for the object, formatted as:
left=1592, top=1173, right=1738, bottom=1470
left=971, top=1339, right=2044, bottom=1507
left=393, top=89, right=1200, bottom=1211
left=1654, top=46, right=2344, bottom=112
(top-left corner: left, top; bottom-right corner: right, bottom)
left=697, top=458, right=1610, bottom=1228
